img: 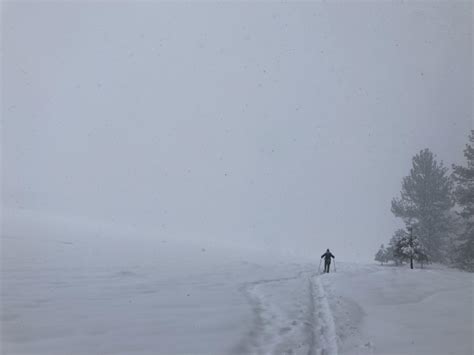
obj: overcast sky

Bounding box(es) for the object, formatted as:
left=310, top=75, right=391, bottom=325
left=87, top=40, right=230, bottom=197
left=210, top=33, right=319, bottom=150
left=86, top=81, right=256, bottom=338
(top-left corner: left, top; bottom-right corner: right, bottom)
left=2, top=1, right=472, bottom=261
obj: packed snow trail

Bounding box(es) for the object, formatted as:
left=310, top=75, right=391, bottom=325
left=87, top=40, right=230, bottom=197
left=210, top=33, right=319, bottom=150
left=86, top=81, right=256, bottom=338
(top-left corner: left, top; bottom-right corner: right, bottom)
left=311, top=277, right=339, bottom=355
left=240, top=269, right=338, bottom=355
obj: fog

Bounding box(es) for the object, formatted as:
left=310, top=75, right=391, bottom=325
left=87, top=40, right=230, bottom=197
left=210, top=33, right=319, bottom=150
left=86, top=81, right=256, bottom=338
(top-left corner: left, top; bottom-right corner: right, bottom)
left=2, top=1, right=472, bottom=261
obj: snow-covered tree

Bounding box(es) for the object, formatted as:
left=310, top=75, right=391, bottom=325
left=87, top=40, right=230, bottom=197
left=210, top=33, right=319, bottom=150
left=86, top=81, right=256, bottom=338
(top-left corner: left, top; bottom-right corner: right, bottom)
left=375, top=244, right=388, bottom=265
left=384, top=245, right=395, bottom=264
left=391, top=149, right=454, bottom=262
left=392, top=228, right=428, bottom=269
left=414, top=237, right=429, bottom=268
left=387, top=229, right=406, bottom=265
left=451, top=131, right=474, bottom=271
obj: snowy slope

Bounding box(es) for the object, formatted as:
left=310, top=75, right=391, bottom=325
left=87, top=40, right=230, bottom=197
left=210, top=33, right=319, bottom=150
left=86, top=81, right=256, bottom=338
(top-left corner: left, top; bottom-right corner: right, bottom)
left=1, top=210, right=473, bottom=355
left=0, top=210, right=265, bottom=355
left=322, top=263, right=474, bottom=355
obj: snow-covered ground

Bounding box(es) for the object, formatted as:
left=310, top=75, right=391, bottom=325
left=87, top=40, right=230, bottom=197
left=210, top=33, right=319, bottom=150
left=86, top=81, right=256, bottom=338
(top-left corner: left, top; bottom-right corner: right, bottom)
left=1, top=210, right=473, bottom=354
left=322, top=263, right=473, bottom=355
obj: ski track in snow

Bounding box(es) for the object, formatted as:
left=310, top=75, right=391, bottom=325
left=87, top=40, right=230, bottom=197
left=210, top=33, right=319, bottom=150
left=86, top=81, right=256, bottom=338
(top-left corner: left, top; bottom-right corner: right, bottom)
left=241, top=269, right=339, bottom=355
left=311, top=277, right=339, bottom=355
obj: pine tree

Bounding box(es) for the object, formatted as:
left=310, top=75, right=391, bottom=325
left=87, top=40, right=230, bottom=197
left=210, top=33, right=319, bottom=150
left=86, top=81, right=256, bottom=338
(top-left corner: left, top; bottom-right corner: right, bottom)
left=452, top=131, right=474, bottom=271
left=385, top=245, right=395, bottom=264
left=391, top=149, right=454, bottom=262
left=387, top=229, right=406, bottom=265
left=375, top=244, right=387, bottom=265
left=384, top=245, right=394, bottom=264
left=393, top=228, right=427, bottom=269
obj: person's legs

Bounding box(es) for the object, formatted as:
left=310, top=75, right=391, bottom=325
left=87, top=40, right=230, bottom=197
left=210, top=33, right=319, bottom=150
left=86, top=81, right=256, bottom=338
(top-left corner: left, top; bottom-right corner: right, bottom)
left=326, top=262, right=331, bottom=273
left=325, top=261, right=330, bottom=273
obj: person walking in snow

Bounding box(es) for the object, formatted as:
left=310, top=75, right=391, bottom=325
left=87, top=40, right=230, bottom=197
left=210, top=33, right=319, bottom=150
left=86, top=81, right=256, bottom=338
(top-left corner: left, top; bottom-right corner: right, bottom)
left=321, top=249, right=335, bottom=273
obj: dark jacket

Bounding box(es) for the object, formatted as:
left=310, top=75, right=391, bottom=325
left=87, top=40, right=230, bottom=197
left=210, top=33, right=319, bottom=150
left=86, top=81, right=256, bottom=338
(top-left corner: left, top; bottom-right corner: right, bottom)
left=321, top=251, right=335, bottom=263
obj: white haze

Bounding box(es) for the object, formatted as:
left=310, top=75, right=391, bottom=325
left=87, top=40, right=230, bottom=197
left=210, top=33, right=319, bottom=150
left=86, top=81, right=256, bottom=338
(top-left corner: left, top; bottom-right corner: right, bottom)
left=2, top=1, right=472, bottom=261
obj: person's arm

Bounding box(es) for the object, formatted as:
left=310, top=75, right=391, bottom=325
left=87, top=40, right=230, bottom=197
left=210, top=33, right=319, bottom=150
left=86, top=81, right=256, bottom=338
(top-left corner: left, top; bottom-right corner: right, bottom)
left=321, top=253, right=325, bottom=258
left=331, top=253, right=335, bottom=258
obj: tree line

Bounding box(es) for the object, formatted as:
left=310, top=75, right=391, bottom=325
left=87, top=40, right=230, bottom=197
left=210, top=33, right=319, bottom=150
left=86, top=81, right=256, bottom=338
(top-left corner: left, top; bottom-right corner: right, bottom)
left=375, top=131, right=474, bottom=271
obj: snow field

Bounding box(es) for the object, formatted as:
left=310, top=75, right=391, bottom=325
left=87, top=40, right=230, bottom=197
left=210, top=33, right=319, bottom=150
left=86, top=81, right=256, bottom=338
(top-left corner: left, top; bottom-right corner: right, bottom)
left=322, top=263, right=473, bottom=355
left=2, top=210, right=473, bottom=354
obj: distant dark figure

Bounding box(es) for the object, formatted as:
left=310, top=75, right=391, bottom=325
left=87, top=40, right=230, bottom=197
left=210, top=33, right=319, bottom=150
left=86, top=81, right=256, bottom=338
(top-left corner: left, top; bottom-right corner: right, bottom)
left=321, top=249, right=335, bottom=273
